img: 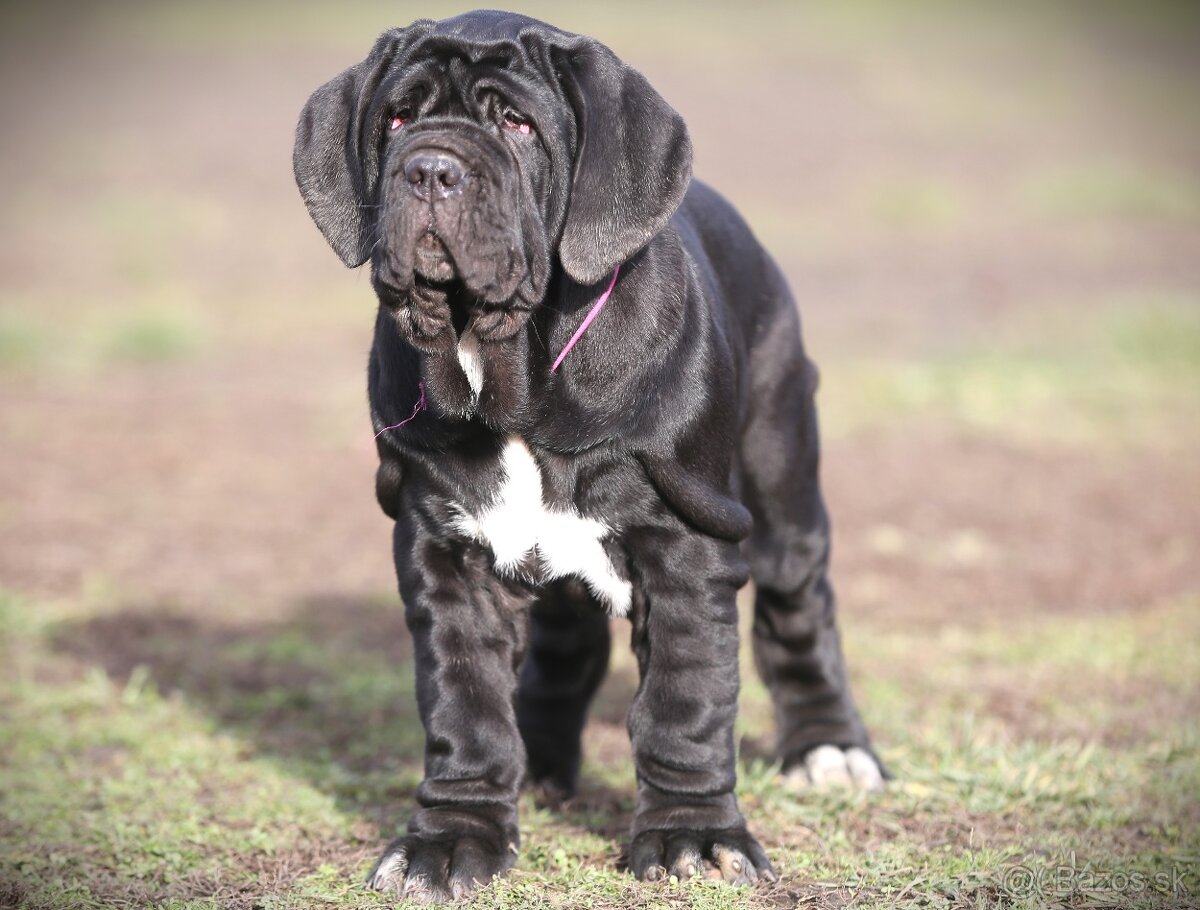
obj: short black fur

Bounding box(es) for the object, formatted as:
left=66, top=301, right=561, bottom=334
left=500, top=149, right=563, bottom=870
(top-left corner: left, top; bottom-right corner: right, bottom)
left=294, top=10, right=879, bottom=901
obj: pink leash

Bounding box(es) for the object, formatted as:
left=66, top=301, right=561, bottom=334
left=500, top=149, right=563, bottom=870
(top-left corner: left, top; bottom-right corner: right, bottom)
left=374, top=267, right=618, bottom=436
left=373, top=381, right=426, bottom=438
left=550, top=266, right=620, bottom=372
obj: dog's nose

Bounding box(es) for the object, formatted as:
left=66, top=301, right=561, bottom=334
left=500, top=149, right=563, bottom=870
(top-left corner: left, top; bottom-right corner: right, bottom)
left=404, top=153, right=466, bottom=201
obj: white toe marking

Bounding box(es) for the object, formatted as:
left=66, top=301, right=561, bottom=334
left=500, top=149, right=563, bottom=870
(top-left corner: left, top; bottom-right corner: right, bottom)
left=452, top=437, right=631, bottom=615
left=845, top=746, right=885, bottom=791
left=786, top=744, right=885, bottom=791
left=805, top=744, right=853, bottom=787
left=373, top=849, right=407, bottom=885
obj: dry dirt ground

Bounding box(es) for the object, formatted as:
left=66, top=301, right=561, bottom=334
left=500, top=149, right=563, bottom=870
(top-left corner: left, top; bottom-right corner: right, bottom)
left=1, top=3, right=1198, bottom=909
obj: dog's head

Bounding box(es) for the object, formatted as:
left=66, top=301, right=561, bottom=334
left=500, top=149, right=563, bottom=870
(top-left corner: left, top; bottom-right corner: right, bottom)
left=294, top=10, right=692, bottom=344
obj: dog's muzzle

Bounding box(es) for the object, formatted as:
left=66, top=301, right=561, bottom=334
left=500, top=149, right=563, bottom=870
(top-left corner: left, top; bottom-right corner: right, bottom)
left=378, top=125, right=530, bottom=308
left=404, top=151, right=468, bottom=202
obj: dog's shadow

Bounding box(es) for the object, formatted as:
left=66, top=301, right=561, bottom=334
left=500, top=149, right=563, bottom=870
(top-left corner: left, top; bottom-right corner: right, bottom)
left=51, top=596, right=639, bottom=842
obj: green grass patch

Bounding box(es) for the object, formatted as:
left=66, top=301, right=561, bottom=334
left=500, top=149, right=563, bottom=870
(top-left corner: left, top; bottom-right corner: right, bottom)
left=848, top=596, right=1200, bottom=750
left=1022, top=162, right=1200, bottom=223
left=822, top=295, right=1200, bottom=446
left=0, top=299, right=207, bottom=373
left=98, top=307, right=204, bottom=364
left=2, top=586, right=1197, bottom=908
left=0, top=312, right=46, bottom=369
left=0, top=618, right=354, bottom=908
left=865, top=177, right=965, bottom=231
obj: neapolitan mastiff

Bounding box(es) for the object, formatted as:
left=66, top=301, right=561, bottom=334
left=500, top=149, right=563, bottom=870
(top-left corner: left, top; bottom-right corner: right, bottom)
left=294, top=10, right=883, bottom=901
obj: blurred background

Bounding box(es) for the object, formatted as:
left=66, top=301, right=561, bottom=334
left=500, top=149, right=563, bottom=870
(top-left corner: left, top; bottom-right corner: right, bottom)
left=1, top=2, right=1197, bottom=908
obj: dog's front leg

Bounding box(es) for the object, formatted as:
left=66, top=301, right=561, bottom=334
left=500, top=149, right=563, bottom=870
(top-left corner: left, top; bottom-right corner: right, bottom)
left=368, top=518, right=532, bottom=903
left=624, top=530, right=777, bottom=886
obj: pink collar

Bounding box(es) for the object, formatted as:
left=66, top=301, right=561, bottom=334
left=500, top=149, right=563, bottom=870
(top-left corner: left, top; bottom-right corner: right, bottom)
left=550, top=266, right=619, bottom=372
left=374, top=267, right=619, bottom=438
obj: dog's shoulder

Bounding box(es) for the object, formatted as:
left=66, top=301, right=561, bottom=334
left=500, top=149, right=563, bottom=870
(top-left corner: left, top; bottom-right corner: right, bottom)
left=675, top=181, right=763, bottom=256
left=672, top=179, right=797, bottom=342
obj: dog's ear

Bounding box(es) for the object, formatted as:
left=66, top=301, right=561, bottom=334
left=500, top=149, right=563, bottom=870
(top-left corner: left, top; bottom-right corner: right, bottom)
left=555, top=40, right=693, bottom=285
left=293, top=29, right=408, bottom=268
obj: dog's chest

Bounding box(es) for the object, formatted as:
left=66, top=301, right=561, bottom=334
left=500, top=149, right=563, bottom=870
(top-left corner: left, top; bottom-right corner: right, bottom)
left=451, top=437, right=631, bottom=616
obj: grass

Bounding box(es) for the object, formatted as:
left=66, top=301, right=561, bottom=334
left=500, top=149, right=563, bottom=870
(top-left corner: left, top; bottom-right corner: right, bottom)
left=820, top=296, right=1200, bottom=448
left=0, top=313, right=46, bottom=369
left=1, top=588, right=1196, bottom=909
left=2, top=1, right=1198, bottom=907
left=0, top=302, right=206, bottom=372
left=1022, top=162, right=1200, bottom=223
left=865, top=178, right=964, bottom=232
left=98, top=308, right=205, bottom=364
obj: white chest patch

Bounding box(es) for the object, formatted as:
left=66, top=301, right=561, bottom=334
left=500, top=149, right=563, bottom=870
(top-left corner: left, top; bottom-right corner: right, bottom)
left=451, top=437, right=631, bottom=616
left=457, top=331, right=484, bottom=398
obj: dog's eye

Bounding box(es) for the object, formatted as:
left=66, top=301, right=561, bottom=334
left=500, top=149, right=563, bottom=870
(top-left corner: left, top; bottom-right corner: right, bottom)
left=388, top=108, right=412, bottom=131
left=502, top=108, right=532, bottom=136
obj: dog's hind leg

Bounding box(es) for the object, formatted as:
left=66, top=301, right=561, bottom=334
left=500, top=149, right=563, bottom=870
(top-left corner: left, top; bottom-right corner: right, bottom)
left=739, top=337, right=885, bottom=792
left=516, top=579, right=611, bottom=800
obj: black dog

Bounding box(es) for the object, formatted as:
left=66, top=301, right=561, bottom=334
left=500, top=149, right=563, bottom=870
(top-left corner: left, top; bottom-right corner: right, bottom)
left=294, top=10, right=881, bottom=901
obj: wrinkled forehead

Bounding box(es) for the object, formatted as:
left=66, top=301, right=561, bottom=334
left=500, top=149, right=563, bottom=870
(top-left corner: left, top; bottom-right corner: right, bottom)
left=377, top=24, right=569, bottom=123
left=394, top=10, right=579, bottom=84
left=430, top=9, right=574, bottom=44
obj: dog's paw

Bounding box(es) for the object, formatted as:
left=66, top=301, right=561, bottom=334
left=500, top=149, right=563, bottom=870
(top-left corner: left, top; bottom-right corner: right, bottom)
left=628, top=827, right=777, bottom=886
left=784, top=744, right=884, bottom=792
left=366, top=835, right=512, bottom=903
